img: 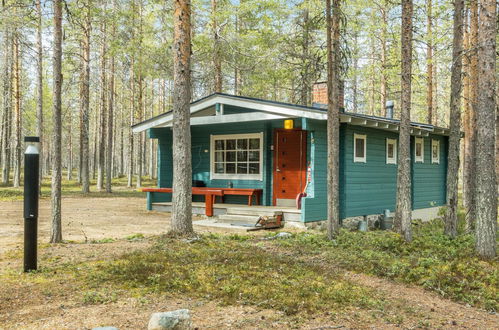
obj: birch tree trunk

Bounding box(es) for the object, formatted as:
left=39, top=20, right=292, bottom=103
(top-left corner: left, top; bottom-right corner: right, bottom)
left=36, top=0, right=43, bottom=188
left=80, top=0, right=91, bottom=194
left=474, top=0, right=497, bottom=259
left=326, top=0, right=341, bottom=240
left=394, top=0, right=413, bottom=242
left=50, top=0, right=63, bottom=243
left=444, top=0, right=464, bottom=239
left=12, top=34, right=21, bottom=188
left=464, top=0, right=478, bottom=231
left=171, top=0, right=193, bottom=235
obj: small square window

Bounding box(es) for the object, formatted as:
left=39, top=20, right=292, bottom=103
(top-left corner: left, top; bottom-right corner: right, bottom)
left=415, top=137, right=424, bottom=163
left=353, top=134, right=367, bottom=163
left=431, top=140, right=440, bottom=164
left=386, top=138, right=397, bottom=164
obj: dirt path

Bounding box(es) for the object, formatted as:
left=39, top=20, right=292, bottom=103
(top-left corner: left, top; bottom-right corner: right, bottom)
left=0, top=196, right=223, bottom=254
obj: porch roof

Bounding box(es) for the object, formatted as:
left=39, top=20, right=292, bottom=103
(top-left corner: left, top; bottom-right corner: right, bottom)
left=131, top=93, right=450, bottom=137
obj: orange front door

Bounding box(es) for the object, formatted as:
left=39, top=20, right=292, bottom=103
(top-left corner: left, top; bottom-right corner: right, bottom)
left=273, top=129, right=307, bottom=206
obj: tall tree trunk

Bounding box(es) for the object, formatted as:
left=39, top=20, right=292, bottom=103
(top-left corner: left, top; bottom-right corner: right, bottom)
left=80, top=0, right=91, bottom=193
left=212, top=0, right=222, bottom=93
left=394, top=0, right=413, bottom=242
left=36, top=0, right=43, bottom=188
left=326, top=0, right=341, bottom=239
left=300, top=7, right=310, bottom=106
left=136, top=2, right=144, bottom=188
left=475, top=0, right=497, bottom=259
left=12, top=33, right=21, bottom=188
left=426, top=0, right=433, bottom=124
left=50, top=0, right=63, bottom=243
left=67, top=119, right=73, bottom=180
left=461, top=9, right=470, bottom=199
left=1, top=28, right=11, bottom=185
left=136, top=74, right=143, bottom=188
left=352, top=31, right=359, bottom=113
left=120, top=92, right=124, bottom=176
left=380, top=6, right=388, bottom=116
left=127, top=58, right=134, bottom=188
left=171, top=0, right=193, bottom=235
left=444, top=0, right=464, bottom=239
left=106, top=19, right=115, bottom=193
left=149, top=81, right=155, bottom=180
left=97, top=20, right=107, bottom=191
left=464, top=0, right=478, bottom=231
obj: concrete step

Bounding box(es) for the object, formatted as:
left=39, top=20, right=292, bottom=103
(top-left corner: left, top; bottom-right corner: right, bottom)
left=217, top=214, right=259, bottom=225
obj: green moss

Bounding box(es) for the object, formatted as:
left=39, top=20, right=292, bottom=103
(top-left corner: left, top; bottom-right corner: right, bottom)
left=88, top=235, right=382, bottom=315
left=275, top=218, right=498, bottom=312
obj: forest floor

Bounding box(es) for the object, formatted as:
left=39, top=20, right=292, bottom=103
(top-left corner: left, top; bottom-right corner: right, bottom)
left=0, top=182, right=497, bottom=329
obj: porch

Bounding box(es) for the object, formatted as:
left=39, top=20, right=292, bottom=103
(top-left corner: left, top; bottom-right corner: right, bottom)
left=151, top=202, right=302, bottom=226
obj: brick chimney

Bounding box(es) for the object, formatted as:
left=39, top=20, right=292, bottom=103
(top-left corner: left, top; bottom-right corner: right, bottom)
left=312, top=81, right=344, bottom=109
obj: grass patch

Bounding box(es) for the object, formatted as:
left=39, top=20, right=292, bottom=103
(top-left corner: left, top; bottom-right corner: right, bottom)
left=0, top=173, right=156, bottom=201
left=275, top=218, right=499, bottom=312
left=87, top=235, right=382, bottom=315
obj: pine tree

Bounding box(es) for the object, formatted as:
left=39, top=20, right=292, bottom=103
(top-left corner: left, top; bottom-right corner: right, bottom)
left=444, top=0, right=464, bottom=238
left=50, top=0, right=63, bottom=243
left=326, top=0, right=341, bottom=239
left=171, top=0, right=193, bottom=235
left=394, top=0, right=413, bottom=242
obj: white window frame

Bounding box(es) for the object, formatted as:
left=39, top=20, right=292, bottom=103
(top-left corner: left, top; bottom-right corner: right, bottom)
left=386, top=138, right=397, bottom=165
left=415, top=137, right=424, bottom=163
left=353, top=133, right=367, bottom=163
left=431, top=139, right=440, bottom=164
left=210, top=132, right=264, bottom=181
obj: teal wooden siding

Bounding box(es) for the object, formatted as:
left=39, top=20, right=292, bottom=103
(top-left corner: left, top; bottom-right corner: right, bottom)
left=149, top=115, right=448, bottom=222
left=149, top=115, right=302, bottom=206
left=300, top=123, right=448, bottom=222
left=300, top=119, right=329, bottom=222
left=411, top=134, right=448, bottom=210
left=340, top=125, right=399, bottom=219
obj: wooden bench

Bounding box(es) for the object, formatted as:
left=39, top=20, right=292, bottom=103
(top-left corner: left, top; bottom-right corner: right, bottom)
left=216, top=188, right=263, bottom=206
left=142, top=187, right=263, bottom=216
left=141, top=187, right=223, bottom=217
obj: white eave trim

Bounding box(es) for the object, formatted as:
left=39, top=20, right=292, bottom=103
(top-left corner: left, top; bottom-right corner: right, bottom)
left=158, top=112, right=292, bottom=128
left=132, top=93, right=451, bottom=137
left=132, top=94, right=326, bottom=133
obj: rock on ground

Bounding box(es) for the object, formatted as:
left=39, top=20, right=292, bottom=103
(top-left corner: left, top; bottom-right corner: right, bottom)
left=148, top=309, right=191, bottom=330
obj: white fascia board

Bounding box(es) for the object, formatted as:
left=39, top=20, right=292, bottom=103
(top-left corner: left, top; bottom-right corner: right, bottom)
left=132, top=94, right=324, bottom=133
left=132, top=113, right=171, bottom=133
left=159, top=112, right=291, bottom=127
left=218, top=96, right=327, bottom=120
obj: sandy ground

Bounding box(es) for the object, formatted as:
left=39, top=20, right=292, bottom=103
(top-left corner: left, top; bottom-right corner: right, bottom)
left=0, top=196, right=497, bottom=329
left=0, top=196, right=173, bottom=254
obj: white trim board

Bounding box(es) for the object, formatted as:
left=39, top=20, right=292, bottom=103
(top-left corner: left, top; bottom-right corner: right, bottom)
left=132, top=93, right=450, bottom=136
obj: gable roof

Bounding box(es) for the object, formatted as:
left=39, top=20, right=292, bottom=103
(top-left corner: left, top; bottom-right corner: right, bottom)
left=131, top=93, right=450, bottom=136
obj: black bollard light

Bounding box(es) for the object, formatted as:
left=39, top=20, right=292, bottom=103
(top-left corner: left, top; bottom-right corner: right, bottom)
left=24, top=136, right=40, bottom=272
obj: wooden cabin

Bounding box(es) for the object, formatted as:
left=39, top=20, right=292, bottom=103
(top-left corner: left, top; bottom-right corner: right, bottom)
left=132, top=89, right=449, bottom=226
